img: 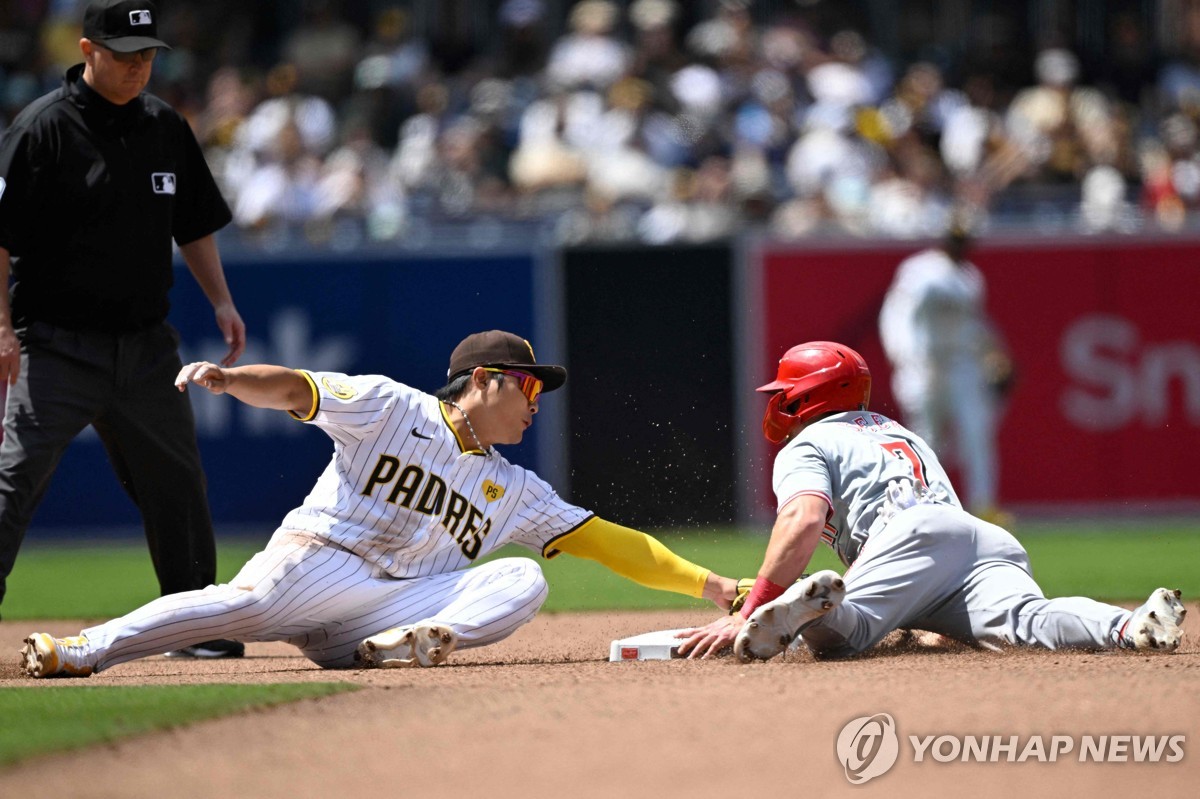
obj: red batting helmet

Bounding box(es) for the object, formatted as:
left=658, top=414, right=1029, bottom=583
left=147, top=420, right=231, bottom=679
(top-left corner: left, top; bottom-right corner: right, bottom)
left=757, top=341, right=871, bottom=443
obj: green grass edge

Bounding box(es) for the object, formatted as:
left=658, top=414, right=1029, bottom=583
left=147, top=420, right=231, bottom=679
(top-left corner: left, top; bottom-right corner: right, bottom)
left=0, top=682, right=360, bottom=768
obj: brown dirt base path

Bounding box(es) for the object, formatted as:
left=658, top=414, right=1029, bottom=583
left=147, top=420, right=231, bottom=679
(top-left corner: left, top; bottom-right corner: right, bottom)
left=1, top=607, right=1197, bottom=799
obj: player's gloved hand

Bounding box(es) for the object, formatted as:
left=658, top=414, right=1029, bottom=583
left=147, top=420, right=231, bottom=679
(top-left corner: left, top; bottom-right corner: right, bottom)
left=984, top=350, right=1015, bottom=397
left=728, top=578, right=755, bottom=615
left=728, top=576, right=813, bottom=615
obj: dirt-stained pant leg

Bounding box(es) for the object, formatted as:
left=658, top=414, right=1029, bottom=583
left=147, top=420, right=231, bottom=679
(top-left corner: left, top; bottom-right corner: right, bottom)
left=800, top=506, right=1130, bottom=657
left=294, top=557, right=549, bottom=668
left=798, top=505, right=981, bottom=657
left=80, top=533, right=353, bottom=671
left=927, top=521, right=1129, bottom=650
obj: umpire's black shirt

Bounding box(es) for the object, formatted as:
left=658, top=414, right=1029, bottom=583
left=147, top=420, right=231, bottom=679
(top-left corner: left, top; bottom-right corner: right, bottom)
left=0, top=64, right=232, bottom=332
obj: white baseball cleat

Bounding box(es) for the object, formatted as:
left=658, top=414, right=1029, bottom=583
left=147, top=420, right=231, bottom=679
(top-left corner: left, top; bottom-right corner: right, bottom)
left=356, top=623, right=458, bottom=668
left=20, top=633, right=94, bottom=678
left=734, top=570, right=846, bottom=662
left=1118, top=588, right=1186, bottom=652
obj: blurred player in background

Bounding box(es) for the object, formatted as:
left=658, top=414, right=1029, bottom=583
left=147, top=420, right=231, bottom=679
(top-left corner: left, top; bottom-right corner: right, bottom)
left=878, top=214, right=1014, bottom=522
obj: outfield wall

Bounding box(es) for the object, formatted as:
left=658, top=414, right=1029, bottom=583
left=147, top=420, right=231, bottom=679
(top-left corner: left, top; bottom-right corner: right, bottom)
left=20, top=235, right=1200, bottom=537
left=29, top=250, right=558, bottom=535
left=561, top=244, right=736, bottom=528
left=742, top=236, right=1200, bottom=520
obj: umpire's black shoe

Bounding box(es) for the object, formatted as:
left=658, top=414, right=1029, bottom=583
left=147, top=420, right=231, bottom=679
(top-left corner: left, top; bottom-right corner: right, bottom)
left=164, top=639, right=245, bottom=659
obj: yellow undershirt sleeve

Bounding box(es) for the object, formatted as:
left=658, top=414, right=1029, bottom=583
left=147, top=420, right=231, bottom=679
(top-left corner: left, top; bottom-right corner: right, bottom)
left=552, top=517, right=710, bottom=599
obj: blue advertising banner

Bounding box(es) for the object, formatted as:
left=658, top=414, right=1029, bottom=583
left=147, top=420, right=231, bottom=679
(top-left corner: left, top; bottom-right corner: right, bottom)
left=29, top=252, right=541, bottom=535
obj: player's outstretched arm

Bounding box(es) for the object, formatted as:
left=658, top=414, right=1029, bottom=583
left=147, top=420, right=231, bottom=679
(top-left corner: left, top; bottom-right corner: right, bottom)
left=676, top=495, right=828, bottom=658
left=553, top=518, right=738, bottom=609
left=175, top=362, right=312, bottom=415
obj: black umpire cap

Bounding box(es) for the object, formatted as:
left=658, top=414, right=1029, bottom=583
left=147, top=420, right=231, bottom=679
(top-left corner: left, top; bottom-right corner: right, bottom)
left=83, top=0, right=171, bottom=52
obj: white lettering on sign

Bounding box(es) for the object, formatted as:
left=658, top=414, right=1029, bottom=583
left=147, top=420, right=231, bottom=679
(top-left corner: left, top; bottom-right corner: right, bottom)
left=1060, top=314, right=1200, bottom=431
left=181, top=308, right=358, bottom=437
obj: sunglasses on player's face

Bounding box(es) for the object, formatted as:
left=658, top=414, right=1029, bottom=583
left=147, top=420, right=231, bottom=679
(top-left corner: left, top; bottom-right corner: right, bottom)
left=483, top=368, right=543, bottom=404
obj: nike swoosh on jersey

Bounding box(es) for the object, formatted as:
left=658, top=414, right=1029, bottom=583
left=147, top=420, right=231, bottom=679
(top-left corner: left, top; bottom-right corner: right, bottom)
left=411, top=428, right=433, bottom=440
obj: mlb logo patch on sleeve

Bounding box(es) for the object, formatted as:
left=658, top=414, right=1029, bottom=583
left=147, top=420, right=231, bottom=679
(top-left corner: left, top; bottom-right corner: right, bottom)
left=130, top=9, right=152, bottom=25
left=151, top=173, right=176, bottom=194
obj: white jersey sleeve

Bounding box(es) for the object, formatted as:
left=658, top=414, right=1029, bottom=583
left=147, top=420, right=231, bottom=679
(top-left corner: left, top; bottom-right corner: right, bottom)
left=289, top=370, right=404, bottom=445
left=505, top=471, right=595, bottom=556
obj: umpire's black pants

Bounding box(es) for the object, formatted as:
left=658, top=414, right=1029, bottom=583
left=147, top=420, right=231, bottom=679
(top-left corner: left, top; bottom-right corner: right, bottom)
left=0, top=321, right=216, bottom=609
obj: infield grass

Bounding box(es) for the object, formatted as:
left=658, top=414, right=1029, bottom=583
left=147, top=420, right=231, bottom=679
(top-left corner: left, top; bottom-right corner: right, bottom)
left=0, top=682, right=358, bottom=767
left=4, top=519, right=1198, bottom=619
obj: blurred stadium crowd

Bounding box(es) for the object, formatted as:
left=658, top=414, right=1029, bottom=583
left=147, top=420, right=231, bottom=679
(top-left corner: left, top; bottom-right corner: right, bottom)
left=6, top=0, right=1200, bottom=247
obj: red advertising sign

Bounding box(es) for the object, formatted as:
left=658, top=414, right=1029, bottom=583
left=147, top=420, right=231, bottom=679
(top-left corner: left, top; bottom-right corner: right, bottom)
left=758, top=238, right=1200, bottom=508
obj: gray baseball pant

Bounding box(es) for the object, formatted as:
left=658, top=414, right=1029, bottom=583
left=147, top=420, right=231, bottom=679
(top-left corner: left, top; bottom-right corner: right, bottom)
left=799, top=504, right=1131, bottom=657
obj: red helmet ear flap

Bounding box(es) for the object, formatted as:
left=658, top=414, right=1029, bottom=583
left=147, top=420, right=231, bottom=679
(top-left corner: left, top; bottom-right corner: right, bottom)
left=762, top=391, right=800, bottom=444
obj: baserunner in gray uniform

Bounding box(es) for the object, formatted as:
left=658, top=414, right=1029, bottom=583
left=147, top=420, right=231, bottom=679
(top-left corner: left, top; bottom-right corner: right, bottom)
left=678, top=341, right=1186, bottom=661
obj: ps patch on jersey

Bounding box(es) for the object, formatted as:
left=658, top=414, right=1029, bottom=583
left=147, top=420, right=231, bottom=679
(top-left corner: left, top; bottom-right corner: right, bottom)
left=151, top=173, right=176, bottom=194
left=482, top=480, right=505, bottom=502
left=321, top=377, right=357, bottom=399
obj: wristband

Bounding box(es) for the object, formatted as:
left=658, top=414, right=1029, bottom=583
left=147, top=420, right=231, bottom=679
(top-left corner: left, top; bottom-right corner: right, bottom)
left=739, top=576, right=787, bottom=619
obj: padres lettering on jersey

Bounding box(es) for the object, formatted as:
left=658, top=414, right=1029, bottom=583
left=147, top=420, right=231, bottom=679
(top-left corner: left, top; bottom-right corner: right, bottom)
left=276, top=371, right=593, bottom=578
left=361, top=458, right=493, bottom=559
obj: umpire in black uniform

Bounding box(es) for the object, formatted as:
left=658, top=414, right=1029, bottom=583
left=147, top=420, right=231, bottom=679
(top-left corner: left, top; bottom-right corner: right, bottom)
left=0, top=0, right=246, bottom=658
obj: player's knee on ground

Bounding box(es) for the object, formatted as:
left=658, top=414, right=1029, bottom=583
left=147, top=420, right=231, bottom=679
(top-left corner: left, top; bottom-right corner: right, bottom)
left=483, top=557, right=549, bottom=623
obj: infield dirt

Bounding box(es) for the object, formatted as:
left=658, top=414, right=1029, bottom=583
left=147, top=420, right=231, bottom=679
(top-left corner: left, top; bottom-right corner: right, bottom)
left=2, top=606, right=1197, bottom=798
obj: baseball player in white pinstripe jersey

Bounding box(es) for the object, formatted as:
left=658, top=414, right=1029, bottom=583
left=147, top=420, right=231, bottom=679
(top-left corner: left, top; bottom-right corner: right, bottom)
left=877, top=221, right=1014, bottom=521
left=678, top=341, right=1186, bottom=661
left=21, top=330, right=740, bottom=677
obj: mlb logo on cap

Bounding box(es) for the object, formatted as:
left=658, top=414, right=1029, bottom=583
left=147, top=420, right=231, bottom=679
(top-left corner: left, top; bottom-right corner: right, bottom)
left=82, top=0, right=170, bottom=53
left=151, top=173, right=176, bottom=195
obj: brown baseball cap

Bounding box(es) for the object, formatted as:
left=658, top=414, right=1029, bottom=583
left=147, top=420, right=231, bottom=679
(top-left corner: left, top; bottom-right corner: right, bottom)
left=447, top=330, right=566, bottom=392
left=83, top=0, right=170, bottom=53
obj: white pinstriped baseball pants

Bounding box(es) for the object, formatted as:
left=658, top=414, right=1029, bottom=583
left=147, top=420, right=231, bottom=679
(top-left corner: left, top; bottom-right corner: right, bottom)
left=80, top=531, right=549, bottom=672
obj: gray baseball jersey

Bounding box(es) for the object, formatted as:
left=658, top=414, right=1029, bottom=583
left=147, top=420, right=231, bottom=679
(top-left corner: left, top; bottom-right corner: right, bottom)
left=772, top=410, right=961, bottom=566
left=279, top=370, right=594, bottom=576
left=775, top=411, right=1135, bottom=656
